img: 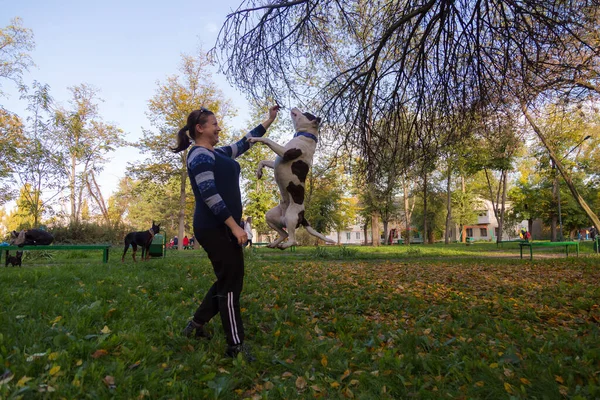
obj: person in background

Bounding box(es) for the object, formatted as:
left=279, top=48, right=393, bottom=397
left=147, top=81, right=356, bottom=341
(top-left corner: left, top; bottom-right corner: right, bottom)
left=243, top=216, right=253, bottom=248
left=172, top=105, right=280, bottom=361
left=183, top=235, right=190, bottom=249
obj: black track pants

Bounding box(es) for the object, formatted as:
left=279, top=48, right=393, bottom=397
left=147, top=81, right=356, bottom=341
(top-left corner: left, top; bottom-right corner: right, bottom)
left=193, top=226, right=245, bottom=346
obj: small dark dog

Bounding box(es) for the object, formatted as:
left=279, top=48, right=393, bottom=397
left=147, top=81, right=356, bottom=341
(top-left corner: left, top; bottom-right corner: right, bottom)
left=122, top=221, right=161, bottom=262
left=5, top=251, right=23, bottom=267
left=11, top=229, right=54, bottom=247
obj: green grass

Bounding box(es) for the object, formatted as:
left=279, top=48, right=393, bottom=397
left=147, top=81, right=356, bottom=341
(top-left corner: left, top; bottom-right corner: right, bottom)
left=1, top=246, right=599, bottom=399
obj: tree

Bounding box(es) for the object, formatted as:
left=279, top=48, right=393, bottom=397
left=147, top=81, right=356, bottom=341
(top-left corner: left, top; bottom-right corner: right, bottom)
left=216, top=0, right=600, bottom=230
left=12, top=82, right=67, bottom=227
left=0, top=17, right=35, bottom=97
left=54, top=84, right=125, bottom=224
left=303, top=158, right=347, bottom=244
left=3, top=185, right=40, bottom=232
left=132, top=52, right=235, bottom=250
left=0, top=109, right=22, bottom=204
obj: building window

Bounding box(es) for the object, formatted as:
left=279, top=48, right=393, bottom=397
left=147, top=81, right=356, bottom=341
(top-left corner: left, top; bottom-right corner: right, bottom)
left=480, top=228, right=488, bottom=237
left=356, top=232, right=360, bottom=240
left=466, top=228, right=473, bottom=237
left=346, top=232, right=351, bottom=240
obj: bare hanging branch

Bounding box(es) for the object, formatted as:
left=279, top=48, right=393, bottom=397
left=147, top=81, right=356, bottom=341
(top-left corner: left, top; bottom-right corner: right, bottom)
left=215, top=0, right=600, bottom=177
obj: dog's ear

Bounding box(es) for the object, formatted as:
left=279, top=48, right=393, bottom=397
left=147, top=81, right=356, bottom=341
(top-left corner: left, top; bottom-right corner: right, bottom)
left=11, top=231, right=18, bottom=238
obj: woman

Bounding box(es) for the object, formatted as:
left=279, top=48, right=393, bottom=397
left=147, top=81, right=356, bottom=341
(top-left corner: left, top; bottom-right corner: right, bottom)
left=243, top=216, right=253, bottom=248
left=171, top=105, right=280, bottom=361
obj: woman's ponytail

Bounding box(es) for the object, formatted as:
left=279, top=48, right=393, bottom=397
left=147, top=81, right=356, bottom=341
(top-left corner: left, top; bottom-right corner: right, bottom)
left=171, top=126, right=191, bottom=153
left=170, top=108, right=213, bottom=153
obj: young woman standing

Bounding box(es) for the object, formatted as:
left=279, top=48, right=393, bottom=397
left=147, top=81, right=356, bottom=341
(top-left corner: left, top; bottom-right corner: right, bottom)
left=171, top=105, right=280, bottom=361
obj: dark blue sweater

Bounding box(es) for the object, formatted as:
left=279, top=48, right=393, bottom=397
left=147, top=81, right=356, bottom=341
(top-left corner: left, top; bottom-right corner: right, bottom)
left=187, top=124, right=266, bottom=230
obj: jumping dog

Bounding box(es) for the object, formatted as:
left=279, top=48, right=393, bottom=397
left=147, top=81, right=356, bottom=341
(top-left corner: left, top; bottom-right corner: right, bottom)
left=248, top=108, right=336, bottom=249
left=122, top=221, right=161, bottom=262
left=5, top=251, right=23, bottom=267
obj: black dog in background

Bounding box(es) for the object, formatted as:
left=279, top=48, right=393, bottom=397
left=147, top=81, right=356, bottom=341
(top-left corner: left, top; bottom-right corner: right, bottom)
left=11, top=229, right=54, bottom=247
left=122, top=221, right=161, bottom=262
left=5, top=251, right=23, bottom=267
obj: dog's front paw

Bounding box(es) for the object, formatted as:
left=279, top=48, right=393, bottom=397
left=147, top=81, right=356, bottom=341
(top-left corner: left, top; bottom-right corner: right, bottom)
left=256, top=169, right=263, bottom=179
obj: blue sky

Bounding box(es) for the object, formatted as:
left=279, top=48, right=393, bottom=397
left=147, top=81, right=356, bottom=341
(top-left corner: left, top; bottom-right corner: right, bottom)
left=1, top=0, right=254, bottom=197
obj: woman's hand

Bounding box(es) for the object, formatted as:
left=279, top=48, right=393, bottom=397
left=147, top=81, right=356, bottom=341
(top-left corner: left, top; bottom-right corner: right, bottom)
left=225, top=217, right=247, bottom=246
left=268, top=105, right=281, bottom=120
left=231, top=225, right=248, bottom=246
left=262, top=105, right=281, bottom=130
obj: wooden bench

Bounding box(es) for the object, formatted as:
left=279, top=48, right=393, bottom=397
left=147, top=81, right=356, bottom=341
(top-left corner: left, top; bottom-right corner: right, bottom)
left=1, top=244, right=112, bottom=264
left=519, top=241, right=579, bottom=261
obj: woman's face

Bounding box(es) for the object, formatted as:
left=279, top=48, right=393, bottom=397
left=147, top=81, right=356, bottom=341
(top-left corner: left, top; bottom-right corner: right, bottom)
left=197, top=114, right=221, bottom=146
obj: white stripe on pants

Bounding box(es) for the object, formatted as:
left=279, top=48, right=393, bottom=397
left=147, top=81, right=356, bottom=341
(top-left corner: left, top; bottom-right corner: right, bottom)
left=228, top=292, right=241, bottom=344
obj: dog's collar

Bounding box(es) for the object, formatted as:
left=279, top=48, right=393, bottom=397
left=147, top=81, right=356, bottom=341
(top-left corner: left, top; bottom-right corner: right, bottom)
left=148, top=229, right=155, bottom=238
left=294, top=131, right=318, bottom=143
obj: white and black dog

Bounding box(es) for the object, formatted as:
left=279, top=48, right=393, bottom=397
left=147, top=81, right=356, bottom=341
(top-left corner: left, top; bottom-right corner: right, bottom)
left=248, top=108, right=336, bottom=249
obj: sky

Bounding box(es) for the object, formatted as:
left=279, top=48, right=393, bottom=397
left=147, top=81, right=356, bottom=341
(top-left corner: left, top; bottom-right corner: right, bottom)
left=1, top=0, right=257, bottom=200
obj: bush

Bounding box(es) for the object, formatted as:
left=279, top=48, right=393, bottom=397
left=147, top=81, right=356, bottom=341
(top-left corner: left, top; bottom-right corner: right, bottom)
left=49, top=222, right=133, bottom=245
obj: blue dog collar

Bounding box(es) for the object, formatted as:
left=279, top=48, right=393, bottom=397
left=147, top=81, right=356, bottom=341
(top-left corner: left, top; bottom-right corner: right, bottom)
left=294, top=131, right=318, bottom=143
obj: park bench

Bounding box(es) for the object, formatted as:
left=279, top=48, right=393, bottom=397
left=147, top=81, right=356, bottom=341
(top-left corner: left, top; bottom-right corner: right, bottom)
left=1, top=244, right=112, bottom=265
left=519, top=241, right=579, bottom=261
left=497, top=239, right=527, bottom=248
left=251, top=242, right=296, bottom=252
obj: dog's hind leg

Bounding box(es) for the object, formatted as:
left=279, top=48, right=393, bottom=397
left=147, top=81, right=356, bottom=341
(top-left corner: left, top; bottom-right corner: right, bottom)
left=131, top=243, right=138, bottom=262
left=265, top=206, right=288, bottom=248
left=279, top=205, right=304, bottom=249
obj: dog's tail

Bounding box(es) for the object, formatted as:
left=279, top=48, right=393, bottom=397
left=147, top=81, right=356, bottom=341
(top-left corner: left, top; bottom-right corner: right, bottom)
left=302, top=222, right=336, bottom=244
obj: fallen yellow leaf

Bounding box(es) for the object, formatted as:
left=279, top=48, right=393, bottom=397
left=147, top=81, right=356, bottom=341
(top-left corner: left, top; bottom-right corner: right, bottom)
left=101, top=325, right=111, bottom=334
left=555, top=375, right=564, bottom=384
left=16, top=376, right=32, bottom=387
left=321, top=355, right=328, bottom=367
left=48, top=352, right=59, bottom=361
left=49, top=365, right=61, bottom=376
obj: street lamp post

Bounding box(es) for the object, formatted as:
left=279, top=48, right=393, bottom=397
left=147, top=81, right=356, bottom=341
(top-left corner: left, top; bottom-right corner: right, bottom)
left=557, top=135, right=592, bottom=241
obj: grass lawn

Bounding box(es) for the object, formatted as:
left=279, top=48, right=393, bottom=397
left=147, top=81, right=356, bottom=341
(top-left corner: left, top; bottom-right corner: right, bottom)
left=0, top=244, right=599, bottom=399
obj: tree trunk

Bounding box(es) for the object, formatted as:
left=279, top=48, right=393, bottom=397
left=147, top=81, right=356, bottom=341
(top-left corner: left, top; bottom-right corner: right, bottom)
left=550, top=165, right=558, bottom=241
left=363, top=223, right=368, bottom=246
left=383, top=220, right=389, bottom=245
left=522, top=104, right=600, bottom=233
left=371, top=213, right=380, bottom=246
left=498, top=170, right=507, bottom=242
left=422, top=171, right=428, bottom=244
left=70, top=155, right=77, bottom=223
left=445, top=165, right=452, bottom=245
left=403, top=177, right=412, bottom=245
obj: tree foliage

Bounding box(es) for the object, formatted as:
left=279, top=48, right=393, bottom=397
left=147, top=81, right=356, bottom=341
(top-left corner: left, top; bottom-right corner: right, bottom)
left=0, top=17, right=35, bottom=97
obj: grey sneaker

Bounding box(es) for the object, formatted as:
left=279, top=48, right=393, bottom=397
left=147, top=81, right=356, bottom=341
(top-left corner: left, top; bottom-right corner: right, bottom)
left=182, top=320, right=211, bottom=340
left=225, top=343, right=256, bottom=362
